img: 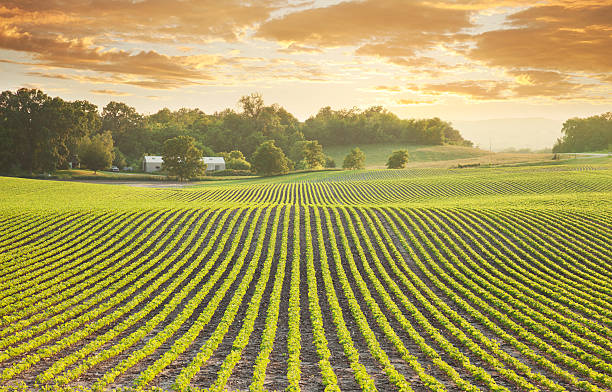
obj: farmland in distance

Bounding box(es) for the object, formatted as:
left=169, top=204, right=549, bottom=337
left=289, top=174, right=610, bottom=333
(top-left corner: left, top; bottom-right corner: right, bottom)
left=0, top=160, right=611, bottom=392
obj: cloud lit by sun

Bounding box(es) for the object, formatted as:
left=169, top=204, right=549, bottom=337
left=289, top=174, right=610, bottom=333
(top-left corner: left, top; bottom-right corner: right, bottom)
left=0, top=0, right=610, bottom=121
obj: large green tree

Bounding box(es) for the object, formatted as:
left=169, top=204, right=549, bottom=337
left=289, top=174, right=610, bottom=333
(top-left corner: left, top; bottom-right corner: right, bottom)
left=302, top=106, right=471, bottom=147
left=386, top=150, right=410, bottom=169
left=101, top=101, right=146, bottom=159
left=252, top=140, right=291, bottom=176
left=0, top=88, right=99, bottom=173
left=79, top=131, right=114, bottom=173
left=297, top=140, right=326, bottom=169
left=162, top=135, right=205, bottom=181
left=220, top=150, right=251, bottom=170
left=553, top=112, right=612, bottom=153
left=343, top=147, right=366, bottom=170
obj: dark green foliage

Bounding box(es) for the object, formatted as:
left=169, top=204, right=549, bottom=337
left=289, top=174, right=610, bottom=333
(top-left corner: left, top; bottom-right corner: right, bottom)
left=209, top=169, right=255, bottom=177
left=343, top=148, right=366, bottom=170
left=113, top=147, right=127, bottom=169
left=292, top=140, right=326, bottom=169
left=325, top=156, right=336, bottom=168
left=220, top=150, right=251, bottom=171
left=162, top=135, right=205, bottom=181
left=101, top=101, right=146, bottom=159
left=553, top=113, right=612, bottom=153
left=227, top=158, right=251, bottom=171
left=252, top=140, right=291, bottom=176
left=302, top=106, right=471, bottom=147
left=0, top=88, right=475, bottom=175
left=79, top=132, right=114, bottom=173
left=386, top=150, right=410, bottom=169
left=0, top=88, right=99, bottom=173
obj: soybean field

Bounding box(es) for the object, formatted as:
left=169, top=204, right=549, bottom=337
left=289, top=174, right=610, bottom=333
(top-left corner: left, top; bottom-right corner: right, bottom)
left=0, top=161, right=611, bottom=392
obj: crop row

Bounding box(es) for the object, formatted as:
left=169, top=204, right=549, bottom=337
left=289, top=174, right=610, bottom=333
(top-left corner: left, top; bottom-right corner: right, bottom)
left=0, top=204, right=609, bottom=392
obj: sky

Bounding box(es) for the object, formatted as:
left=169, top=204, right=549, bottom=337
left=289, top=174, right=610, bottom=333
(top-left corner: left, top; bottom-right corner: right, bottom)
left=0, top=0, right=611, bottom=148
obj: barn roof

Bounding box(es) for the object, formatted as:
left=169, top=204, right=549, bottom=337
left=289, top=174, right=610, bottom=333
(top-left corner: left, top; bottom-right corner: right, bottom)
left=143, top=156, right=225, bottom=164
left=203, top=157, right=225, bottom=164
left=144, top=155, right=163, bottom=163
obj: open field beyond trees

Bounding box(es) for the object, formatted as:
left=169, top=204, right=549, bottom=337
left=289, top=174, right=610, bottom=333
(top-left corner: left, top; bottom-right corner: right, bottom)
left=322, top=144, right=555, bottom=169
left=0, top=159, right=611, bottom=392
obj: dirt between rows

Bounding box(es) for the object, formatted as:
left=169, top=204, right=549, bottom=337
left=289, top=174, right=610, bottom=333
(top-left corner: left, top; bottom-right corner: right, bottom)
left=2, top=206, right=609, bottom=392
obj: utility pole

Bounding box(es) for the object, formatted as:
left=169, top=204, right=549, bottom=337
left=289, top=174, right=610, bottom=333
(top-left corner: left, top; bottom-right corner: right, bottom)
left=489, top=131, right=492, bottom=166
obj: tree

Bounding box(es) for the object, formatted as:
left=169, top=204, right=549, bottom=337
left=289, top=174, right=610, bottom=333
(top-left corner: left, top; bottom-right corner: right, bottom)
left=301, top=140, right=326, bottom=169
left=553, top=112, right=612, bottom=153
left=252, top=140, right=290, bottom=176
left=386, top=150, right=410, bottom=169
left=220, top=150, right=251, bottom=170
left=225, top=150, right=246, bottom=160
left=113, top=147, right=127, bottom=169
left=239, top=93, right=264, bottom=120
left=162, top=135, right=205, bottom=181
left=0, top=88, right=99, bottom=173
left=79, top=131, right=114, bottom=173
left=227, top=158, right=251, bottom=171
left=343, top=147, right=365, bottom=169
left=301, top=106, right=471, bottom=147
left=101, top=101, right=145, bottom=159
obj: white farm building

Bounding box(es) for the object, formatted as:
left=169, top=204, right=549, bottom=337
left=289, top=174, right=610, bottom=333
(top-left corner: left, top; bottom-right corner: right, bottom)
left=143, top=156, right=225, bottom=173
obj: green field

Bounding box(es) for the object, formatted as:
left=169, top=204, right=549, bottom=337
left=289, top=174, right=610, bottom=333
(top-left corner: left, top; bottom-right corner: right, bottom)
left=0, top=160, right=611, bottom=392
left=323, top=144, right=488, bottom=168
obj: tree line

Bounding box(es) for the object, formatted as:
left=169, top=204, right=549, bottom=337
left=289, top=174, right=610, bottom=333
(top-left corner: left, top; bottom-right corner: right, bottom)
left=0, top=88, right=472, bottom=175
left=553, top=112, right=612, bottom=153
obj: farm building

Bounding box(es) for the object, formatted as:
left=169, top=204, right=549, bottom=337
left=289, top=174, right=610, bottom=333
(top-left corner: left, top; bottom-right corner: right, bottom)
left=202, top=157, right=226, bottom=171
left=142, top=156, right=226, bottom=173
left=143, top=156, right=163, bottom=173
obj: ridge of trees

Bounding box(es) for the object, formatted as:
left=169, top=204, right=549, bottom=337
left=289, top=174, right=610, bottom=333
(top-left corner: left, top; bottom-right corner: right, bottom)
left=0, top=88, right=473, bottom=174
left=553, top=112, right=612, bottom=153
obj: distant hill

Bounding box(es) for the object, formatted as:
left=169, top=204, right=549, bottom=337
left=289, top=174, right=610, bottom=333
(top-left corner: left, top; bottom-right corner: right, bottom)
left=324, top=144, right=489, bottom=168
left=453, top=118, right=562, bottom=151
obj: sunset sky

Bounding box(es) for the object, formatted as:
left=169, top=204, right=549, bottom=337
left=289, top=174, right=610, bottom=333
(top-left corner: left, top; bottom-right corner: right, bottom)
left=1, top=0, right=610, bottom=142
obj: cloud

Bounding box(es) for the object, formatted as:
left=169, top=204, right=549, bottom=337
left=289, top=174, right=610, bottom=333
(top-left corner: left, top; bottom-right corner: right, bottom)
left=1, top=1, right=278, bottom=42
left=257, top=0, right=471, bottom=67
left=420, top=80, right=511, bottom=99
left=277, top=43, right=323, bottom=54
left=410, top=71, right=597, bottom=100
left=90, top=89, right=132, bottom=96
left=0, top=1, right=281, bottom=89
left=508, top=70, right=583, bottom=97
left=397, top=98, right=434, bottom=105
left=375, top=85, right=402, bottom=92
left=0, top=24, right=216, bottom=89
left=2, top=0, right=611, bottom=102
left=469, top=3, right=612, bottom=73
left=258, top=0, right=471, bottom=45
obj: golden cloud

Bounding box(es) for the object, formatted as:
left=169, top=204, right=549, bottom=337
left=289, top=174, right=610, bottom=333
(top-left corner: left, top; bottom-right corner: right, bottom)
left=90, top=89, right=132, bottom=96
left=0, top=1, right=281, bottom=89
left=508, top=70, right=583, bottom=97
left=278, top=43, right=323, bottom=54
left=1, top=1, right=278, bottom=42
left=257, top=0, right=471, bottom=45
left=2, top=0, right=611, bottom=100
left=375, top=86, right=402, bottom=92
left=257, top=0, right=470, bottom=68
left=421, top=81, right=511, bottom=99
left=411, top=71, right=595, bottom=100
left=469, top=3, right=612, bottom=73
left=0, top=23, right=218, bottom=88
left=397, top=98, right=435, bottom=105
